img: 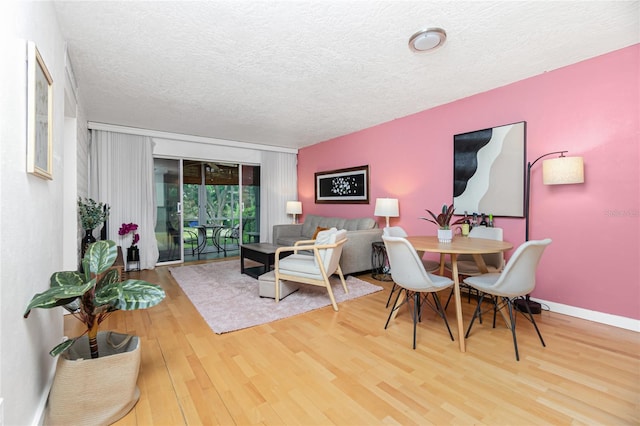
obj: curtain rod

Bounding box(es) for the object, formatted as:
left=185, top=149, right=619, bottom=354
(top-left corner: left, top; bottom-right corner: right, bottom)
left=87, top=122, right=298, bottom=155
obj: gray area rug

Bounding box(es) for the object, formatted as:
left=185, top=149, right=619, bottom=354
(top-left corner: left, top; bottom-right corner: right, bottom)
left=169, top=260, right=383, bottom=334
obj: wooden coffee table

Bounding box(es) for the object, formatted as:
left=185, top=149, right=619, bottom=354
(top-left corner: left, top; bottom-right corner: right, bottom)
left=240, top=243, right=286, bottom=279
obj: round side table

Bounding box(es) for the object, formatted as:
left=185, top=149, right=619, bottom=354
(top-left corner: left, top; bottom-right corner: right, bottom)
left=371, top=241, right=393, bottom=281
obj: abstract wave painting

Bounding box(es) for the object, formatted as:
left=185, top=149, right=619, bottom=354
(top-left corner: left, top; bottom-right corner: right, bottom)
left=453, top=121, right=526, bottom=217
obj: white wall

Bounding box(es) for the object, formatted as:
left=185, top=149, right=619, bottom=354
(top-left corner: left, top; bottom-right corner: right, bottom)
left=0, top=5, right=296, bottom=423
left=0, top=2, right=70, bottom=424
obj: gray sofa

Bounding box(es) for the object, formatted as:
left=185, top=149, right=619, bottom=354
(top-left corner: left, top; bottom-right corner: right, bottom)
left=272, top=214, right=383, bottom=275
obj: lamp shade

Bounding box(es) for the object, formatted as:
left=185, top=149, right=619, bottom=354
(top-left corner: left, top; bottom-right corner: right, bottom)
left=286, top=201, right=302, bottom=215
left=542, top=156, right=584, bottom=185
left=374, top=198, right=399, bottom=217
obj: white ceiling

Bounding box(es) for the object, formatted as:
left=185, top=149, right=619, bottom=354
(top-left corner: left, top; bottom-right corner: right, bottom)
left=53, top=1, right=639, bottom=150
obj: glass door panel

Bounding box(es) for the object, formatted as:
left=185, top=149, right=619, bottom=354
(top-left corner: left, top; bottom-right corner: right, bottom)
left=205, top=163, right=239, bottom=254
left=154, top=158, right=182, bottom=263
left=155, top=159, right=259, bottom=262
left=241, top=164, right=261, bottom=243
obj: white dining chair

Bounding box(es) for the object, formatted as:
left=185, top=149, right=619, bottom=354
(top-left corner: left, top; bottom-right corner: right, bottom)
left=444, top=226, right=505, bottom=308
left=383, top=226, right=440, bottom=308
left=382, top=235, right=455, bottom=349
left=463, top=238, right=552, bottom=361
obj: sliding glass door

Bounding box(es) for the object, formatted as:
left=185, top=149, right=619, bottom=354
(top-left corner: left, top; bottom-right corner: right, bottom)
left=156, top=159, right=261, bottom=263
left=154, top=158, right=183, bottom=263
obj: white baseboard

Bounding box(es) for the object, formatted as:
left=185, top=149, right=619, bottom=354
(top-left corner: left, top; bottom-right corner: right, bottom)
left=30, top=362, right=55, bottom=426
left=532, top=297, right=640, bottom=332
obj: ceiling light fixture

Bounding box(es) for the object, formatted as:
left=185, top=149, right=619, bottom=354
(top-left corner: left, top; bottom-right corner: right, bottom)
left=408, top=28, right=447, bottom=52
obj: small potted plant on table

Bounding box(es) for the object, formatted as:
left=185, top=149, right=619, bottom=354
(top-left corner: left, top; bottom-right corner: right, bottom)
left=24, top=240, right=165, bottom=425
left=119, top=222, right=140, bottom=263
left=421, top=203, right=466, bottom=243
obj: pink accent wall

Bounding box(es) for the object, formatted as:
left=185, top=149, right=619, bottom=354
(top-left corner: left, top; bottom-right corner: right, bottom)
left=298, top=45, right=640, bottom=320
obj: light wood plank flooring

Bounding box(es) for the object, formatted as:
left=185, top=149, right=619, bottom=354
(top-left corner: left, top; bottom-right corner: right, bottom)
left=65, top=258, right=640, bottom=425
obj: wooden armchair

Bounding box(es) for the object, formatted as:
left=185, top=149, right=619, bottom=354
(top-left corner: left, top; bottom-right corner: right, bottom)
left=274, top=228, right=348, bottom=311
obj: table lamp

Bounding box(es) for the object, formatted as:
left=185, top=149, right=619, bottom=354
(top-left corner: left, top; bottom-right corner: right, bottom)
left=374, top=198, right=399, bottom=228
left=286, top=201, right=302, bottom=224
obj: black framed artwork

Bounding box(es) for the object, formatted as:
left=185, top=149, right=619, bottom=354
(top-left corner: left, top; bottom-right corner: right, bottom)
left=453, top=121, right=526, bottom=217
left=315, top=165, right=369, bottom=204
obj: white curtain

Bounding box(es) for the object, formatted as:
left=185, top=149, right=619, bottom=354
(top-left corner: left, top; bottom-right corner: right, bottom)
left=89, top=130, right=159, bottom=269
left=260, top=151, right=298, bottom=243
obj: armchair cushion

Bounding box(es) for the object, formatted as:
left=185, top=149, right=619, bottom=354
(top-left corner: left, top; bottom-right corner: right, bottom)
left=278, top=254, right=323, bottom=279
left=313, top=228, right=346, bottom=269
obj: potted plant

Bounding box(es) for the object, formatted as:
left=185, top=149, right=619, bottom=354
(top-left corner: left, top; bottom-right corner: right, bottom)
left=421, top=203, right=466, bottom=243
left=24, top=240, right=165, bottom=425
left=118, top=222, right=140, bottom=262
left=77, top=197, right=110, bottom=257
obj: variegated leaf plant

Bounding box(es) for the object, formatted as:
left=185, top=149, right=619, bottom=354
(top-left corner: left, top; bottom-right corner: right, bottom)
left=24, top=240, right=165, bottom=358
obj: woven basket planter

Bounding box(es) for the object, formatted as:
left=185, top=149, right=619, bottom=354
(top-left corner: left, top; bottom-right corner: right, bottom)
left=45, top=332, right=141, bottom=426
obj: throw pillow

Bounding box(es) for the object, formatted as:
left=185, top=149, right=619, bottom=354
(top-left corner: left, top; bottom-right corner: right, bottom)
left=312, top=226, right=329, bottom=239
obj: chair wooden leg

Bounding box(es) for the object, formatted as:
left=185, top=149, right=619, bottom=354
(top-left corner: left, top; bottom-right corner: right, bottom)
left=325, top=283, right=339, bottom=311
left=318, top=265, right=339, bottom=311
left=336, top=265, right=348, bottom=294
left=274, top=272, right=281, bottom=303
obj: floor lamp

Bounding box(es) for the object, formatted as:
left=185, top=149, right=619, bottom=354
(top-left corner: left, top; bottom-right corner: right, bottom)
left=518, top=150, right=584, bottom=313
left=374, top=198, right=399, bottom=228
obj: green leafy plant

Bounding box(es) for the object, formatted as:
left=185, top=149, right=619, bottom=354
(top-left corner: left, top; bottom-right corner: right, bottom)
left=78, top=197, right=110, bottom=230
left=421, top=203, right=466, bottom=229
left=24, top=240, right=165, bottom=358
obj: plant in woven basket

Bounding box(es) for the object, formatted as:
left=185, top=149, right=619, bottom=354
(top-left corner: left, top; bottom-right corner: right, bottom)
left=420, top=203, right=466, bottom=229
left=24, top=240, right=165, bottom=358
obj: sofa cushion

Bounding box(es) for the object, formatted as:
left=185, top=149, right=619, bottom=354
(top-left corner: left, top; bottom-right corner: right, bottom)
left=277, top=236, right=302, bottom=247
left=302, top=214, right=376, bottom=236
left=344, top=217, right=377, bottom=231
left=301, top=215, right=321, bottom=238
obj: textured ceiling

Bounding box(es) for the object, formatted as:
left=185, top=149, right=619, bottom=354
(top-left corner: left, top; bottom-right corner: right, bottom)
left=53, top=1, right=639, bottom=150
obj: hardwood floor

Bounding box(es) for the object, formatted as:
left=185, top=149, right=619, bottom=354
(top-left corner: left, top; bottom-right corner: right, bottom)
left=65, top=259, right=640, bottom=425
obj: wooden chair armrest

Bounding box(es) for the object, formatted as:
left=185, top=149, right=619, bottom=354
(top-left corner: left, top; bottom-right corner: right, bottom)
left=276, top=243, right=316, bottom=256
left=275, top=238, right=348, bottom=256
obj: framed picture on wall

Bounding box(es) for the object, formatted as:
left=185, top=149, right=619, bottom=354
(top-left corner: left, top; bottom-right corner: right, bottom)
left=26, top=41, right=54, bottom=180
left=453, top=121, right=526, bottom=217
left=315, top=165, right=369, bottom=204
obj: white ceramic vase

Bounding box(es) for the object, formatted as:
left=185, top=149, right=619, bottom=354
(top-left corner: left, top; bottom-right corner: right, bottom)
left=437, top=228, right=453, bottom=243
